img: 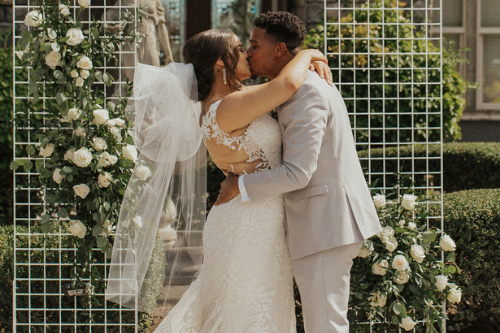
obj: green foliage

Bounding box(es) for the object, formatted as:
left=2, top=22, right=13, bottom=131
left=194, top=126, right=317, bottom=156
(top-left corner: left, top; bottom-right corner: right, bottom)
left=358, top=142, right=500, bottom=193
left=303, top=0, right=467, bottom=143
left=431, top=189, right=500, bottom=332
left=0, top=41, right=14, bottom=226
left=0, top=224, right=158, bottom=332
left=11, top=0, right=141, bottom=290
left=348, top=179, right=459, bottom=332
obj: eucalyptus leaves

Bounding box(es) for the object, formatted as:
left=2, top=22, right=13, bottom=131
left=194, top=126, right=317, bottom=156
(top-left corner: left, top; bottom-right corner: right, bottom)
left=11, top=0, right=140, bottom=286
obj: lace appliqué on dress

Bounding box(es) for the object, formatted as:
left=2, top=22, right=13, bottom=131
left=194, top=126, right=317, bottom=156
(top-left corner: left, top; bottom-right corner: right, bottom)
left=201, top=99, right=270, bottom=172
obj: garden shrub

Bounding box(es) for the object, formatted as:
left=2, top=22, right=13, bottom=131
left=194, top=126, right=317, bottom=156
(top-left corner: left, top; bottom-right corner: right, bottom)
left=0, top=224, right=158, bottom=332
left=433, top=189, right=500, bottom=332
left=358, top=142, right=500, bottom=193
left=303, top=0, right=467, bottom=144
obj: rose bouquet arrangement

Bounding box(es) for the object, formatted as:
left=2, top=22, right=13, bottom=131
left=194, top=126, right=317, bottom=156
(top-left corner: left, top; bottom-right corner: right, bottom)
left=11, top=0, right=141, bottom=288
left=349, top=180, right=461, bottom=332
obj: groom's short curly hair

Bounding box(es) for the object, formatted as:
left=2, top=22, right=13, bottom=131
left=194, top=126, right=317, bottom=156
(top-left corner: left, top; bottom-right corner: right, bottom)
left=254, top=12, right=306, bottom=55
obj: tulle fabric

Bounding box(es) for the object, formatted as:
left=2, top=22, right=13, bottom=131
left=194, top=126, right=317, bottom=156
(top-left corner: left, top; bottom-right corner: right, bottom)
left=106, top=63, right=207, bottom=312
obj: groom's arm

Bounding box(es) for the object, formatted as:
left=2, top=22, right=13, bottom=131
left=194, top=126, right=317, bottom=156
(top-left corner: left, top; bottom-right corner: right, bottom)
left=217, top=86, right=328, bottom=204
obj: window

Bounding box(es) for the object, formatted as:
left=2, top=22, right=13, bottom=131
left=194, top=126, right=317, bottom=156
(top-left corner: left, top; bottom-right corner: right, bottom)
left=431, top=0, right=466, bottom=77
left=477, top=0, right=500, bottom=108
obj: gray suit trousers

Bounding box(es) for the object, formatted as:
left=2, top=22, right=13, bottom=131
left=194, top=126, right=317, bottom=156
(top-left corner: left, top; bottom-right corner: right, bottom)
left=293, top=241, right=363, bottom=333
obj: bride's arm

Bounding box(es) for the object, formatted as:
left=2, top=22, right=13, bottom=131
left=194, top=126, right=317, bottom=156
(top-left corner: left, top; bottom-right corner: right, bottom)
left=215, top=49, right=327, bottom=134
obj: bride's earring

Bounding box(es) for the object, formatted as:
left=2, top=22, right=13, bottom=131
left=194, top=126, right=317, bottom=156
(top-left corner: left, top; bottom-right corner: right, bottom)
left=223, top=68, right=227, bottom=85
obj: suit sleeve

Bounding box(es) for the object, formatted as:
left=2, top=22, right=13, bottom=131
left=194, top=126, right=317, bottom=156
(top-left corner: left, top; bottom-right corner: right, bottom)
left=243, top=87, right=328, bottom=202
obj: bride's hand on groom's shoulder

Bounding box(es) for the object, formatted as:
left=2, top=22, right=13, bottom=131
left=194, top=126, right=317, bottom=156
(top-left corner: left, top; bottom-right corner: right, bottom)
left=215, top=172, right=240, bottom=206
left=302, top=49, right=333, bottom=86
left=309, top=61, right=334, bottom=86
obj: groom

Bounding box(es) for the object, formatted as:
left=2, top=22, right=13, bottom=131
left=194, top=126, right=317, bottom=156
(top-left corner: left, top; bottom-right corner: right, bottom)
left=217, top=12, right=382, bottom=333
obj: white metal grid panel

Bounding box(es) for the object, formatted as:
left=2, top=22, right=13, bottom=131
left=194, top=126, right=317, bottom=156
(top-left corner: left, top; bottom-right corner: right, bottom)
left=324, top=0, right=444, bottom=329
left=13, top=1, right=138, bottom=331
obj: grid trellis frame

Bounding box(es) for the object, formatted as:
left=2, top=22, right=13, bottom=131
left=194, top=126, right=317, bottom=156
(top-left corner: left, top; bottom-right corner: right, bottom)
left=323, top=0, right=445, bottom=329
left=13, top=1, right=139, bottom=332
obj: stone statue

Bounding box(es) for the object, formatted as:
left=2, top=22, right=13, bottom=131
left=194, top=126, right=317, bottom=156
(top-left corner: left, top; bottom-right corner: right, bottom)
left=103, top=0, right=174, bottom=95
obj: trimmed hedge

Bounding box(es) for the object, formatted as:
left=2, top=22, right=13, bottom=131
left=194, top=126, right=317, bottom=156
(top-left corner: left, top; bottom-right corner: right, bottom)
left=0, top=225, right=159, bottom=332
left=358, top=142, right=500, bottom=193
left=436, top=189, right=500, bottom=332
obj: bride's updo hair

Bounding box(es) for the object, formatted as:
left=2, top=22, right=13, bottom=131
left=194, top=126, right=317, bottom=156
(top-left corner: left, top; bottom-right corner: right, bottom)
left=183, top=29, right=242, bottom=101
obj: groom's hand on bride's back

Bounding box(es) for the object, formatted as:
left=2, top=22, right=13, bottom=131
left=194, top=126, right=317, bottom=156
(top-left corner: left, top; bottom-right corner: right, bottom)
left=215, top=172, right=240, bottom=205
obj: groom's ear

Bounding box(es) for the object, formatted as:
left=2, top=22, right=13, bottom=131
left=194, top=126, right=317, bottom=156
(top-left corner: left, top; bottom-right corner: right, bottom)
left=275, top=42, right=288, bottom=58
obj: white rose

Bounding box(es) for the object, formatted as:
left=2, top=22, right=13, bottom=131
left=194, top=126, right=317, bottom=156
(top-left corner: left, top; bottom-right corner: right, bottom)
left=73, top=184, right=90, bottom=199
left=393, top=270, right=410, bottom=284
left=67, top=107, right=81, bottom=121
left=40, top=143, right=55, bottom=157
left=358, top=245, right=371, bottom=258
left=108, top=155, right=118, bottom=165
left=73, top=147, right=93, bottom=167
left=103, top=219, right=113, bottom=234
left=93, top=109, right=109, bottom=125
left=159, top=223, right=177, bottom=244
left=92, top=137, right=108, bottom=151
left=47, top=28, right=57, bottom=40
left=133, top=216, right=143, bottom=228
left=440, top=234, right=456, bottom=251
left=78, top=0, right=90, bottom=7
left=122, top=144, right=138, bottom=161
left=369, top=291, right=387, bottom=308
left=64, top=148, right=75, bottom=161
left=435, top=274, right=448, bottom=292
left=51, top=42, right=60, bottom=52
left=45, top=51, right=61, bottom=69
left=378, top=226, right=395, bottom=244
left=59, top=4, right=70, bottom=16
left=410, top=244, right=426, bottom=263
left=66, top=28, right=85, bottom=46
left=74, top=127, right=86, bottom=138
left=372, top=260, right=389, bottom=276
left=447, top=286, right=462, bottom=304
left=110, top=127, right=122, bottom=141
left=401, top=316, right=417, bottom=331
left=135, top=165, right=152, bottom=181
left=401, top=194, right=418, bottom=210
left=373, top=194, right=386, bottom=208
left=97, top=152, right=111, bottom=167
left=68, top=221, right=87, bottom=239
left=385, top=237, right=398, bottom=252
left=24, top=10, right=42, bottom=27
left=80, top=70, right=89, bottom=79
left=392, top=254, right=410, bottom=271
left=114, top=118, right=126, bottom=127
left=98, top=172, right=113, bottom=188
left=408, top=222, right=417, bottom=230
left=70, top=70, right=79, bottom=78
left=52, top=168, right=65, bottom=184
left=77, top=56, right=93, bottom=70
left=397, top=219, right=406, bottom=226
left=75, top=77, right=84, bottom=87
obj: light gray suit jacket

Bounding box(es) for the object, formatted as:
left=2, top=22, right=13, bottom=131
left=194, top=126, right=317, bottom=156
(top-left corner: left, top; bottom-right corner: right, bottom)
left=243, top=72, right=383, bottom=260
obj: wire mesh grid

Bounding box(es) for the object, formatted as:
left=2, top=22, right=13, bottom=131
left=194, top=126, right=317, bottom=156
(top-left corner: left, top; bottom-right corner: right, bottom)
left=13, top=1, right=139, bottom=331
left=324, top=0, right=444, bottom=330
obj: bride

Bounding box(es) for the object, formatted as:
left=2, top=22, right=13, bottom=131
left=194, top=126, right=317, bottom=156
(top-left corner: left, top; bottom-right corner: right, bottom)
left=107, top=28, right=329, bottom=332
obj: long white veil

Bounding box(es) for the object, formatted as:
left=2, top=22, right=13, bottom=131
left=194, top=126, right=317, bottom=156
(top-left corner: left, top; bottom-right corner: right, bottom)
left=106, top=62, right=207, bottom=312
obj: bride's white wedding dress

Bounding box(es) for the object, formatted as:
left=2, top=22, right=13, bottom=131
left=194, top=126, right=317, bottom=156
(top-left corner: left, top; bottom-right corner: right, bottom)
left=154, top=100, right=296, bottom=332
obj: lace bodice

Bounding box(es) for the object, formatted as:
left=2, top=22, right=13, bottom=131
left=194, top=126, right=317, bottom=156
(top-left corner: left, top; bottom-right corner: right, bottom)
left=201, top=99, right=282, bottom=173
